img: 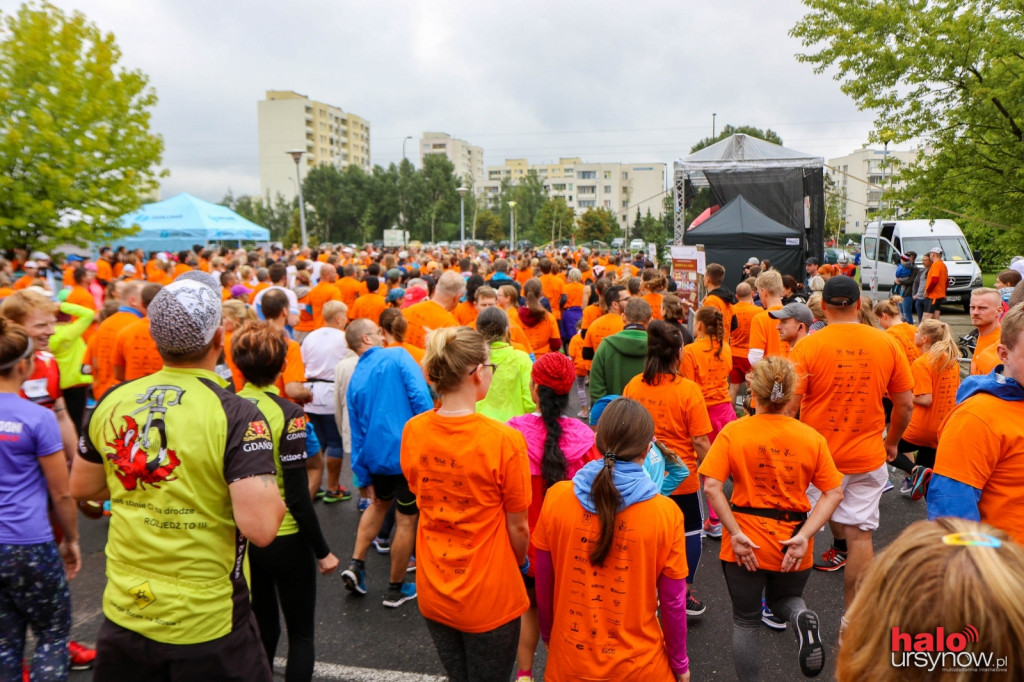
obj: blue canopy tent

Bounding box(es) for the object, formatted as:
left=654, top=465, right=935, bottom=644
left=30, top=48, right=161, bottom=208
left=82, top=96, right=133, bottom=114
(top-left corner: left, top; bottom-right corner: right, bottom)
left=108, top=193, right=270, bottom=253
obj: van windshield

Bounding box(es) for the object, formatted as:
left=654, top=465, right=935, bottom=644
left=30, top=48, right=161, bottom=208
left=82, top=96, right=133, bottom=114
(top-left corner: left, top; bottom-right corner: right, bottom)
left=902, top=237, right=972, bottom=264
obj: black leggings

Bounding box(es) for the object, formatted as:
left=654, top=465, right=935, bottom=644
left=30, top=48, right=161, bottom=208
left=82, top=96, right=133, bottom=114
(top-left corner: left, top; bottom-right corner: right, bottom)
left=891, top=438, right=937, bottom=475
left=425, top=616, right=520, bottom=682
left=249, top=532, right=317, bottom=682
left=63, top=385, right=88, bottom=435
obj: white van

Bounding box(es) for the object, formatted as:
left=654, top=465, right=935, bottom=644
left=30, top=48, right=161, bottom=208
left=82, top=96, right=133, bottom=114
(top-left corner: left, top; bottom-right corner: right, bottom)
left=861, top=219, right=982, bottom=311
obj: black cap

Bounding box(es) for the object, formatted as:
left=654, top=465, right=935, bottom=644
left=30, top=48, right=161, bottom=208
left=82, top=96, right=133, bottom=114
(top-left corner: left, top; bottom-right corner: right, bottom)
left=805, top=256, right=820, bottom=266
left=821, top=275, right=860, bottom=306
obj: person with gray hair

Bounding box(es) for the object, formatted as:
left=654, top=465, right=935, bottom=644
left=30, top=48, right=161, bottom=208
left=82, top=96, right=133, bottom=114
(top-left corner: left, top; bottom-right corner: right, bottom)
left=70, top=270, right=286, bottom=681
left=589, top=297, right=652, bottom=403
left=403, top=271, right=465, bottom=349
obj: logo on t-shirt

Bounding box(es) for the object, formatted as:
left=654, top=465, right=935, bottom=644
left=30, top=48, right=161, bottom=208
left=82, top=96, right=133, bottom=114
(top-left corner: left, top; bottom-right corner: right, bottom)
left=286, top=416, right=307, bottom=434
left=244, top=420, right=270, bottom=441
left=129, top=581, right=157, bottom=610
left=104, top=385, right=184, bottom=491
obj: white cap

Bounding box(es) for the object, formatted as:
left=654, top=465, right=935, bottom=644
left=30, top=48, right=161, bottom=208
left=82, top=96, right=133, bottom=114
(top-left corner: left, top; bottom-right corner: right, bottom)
left=929, top=246, right=943, bottom=255
left=123, top=264, right=137, bottom=274
left=398, top=250, right=409, bottom=259
left=30, top=251, right=50, bottom=261
left=746, top=257, right=759, bottom=265
left=23, top=260, right=38, bottom=269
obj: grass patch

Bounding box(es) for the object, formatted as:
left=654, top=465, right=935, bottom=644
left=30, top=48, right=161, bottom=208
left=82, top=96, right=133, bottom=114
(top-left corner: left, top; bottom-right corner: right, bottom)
left=983, top=272, right=998, bottom=287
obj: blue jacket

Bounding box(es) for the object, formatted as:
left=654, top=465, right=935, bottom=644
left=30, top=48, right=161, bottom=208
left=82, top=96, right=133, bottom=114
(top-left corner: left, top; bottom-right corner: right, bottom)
left=347, top=346, right=433, bottom=483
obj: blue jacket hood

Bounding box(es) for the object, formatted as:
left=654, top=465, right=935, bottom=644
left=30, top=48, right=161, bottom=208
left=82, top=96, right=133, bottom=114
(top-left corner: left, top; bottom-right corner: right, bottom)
left=572, top=460, right=657, bottom=513
left=956, top=367, right=1024, bottom=404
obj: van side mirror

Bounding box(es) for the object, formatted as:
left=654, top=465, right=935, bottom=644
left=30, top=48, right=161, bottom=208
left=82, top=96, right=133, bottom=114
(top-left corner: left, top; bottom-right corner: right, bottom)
left=972, top=250, right=981, bottom=262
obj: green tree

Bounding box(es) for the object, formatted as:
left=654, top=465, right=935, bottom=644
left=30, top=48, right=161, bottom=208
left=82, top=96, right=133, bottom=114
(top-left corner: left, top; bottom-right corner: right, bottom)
left=420, top=154, right=459, bottom=244
left=474, top=209, right=504, bottom=242
left=221, top=191, right=295, bottom=242
left=576, top=208, right=618, bottom=243
left=0, top=1, right=164, bottom=249
left=533, top=197, right=576, bottom=245
left=791, top=0, right=1024, bottom=268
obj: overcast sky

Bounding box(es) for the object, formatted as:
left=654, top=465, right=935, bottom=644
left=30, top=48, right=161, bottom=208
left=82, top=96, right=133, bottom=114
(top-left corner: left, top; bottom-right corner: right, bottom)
left=52, top=0, right=899, bottom=202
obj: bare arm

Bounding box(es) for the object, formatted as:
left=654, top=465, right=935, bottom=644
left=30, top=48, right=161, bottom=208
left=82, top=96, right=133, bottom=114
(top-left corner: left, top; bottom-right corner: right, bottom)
left=284, top=381, right=313, bottom=404
left=913, top=392, right=932, bottom=407
left=229, top=473, right=286, bottom=547
left=70, top=454, right=109, bottom=501
left=40, top=451, right=81, bottom=579
left=53, top=398, right=78, bottom=464
left=505, top=509, right=530, bottom=565
left=779, top=486, right=843, bottom=572
left=691, top=434, right=711, bottom=465
left=784, top=394, right=803, bottom=418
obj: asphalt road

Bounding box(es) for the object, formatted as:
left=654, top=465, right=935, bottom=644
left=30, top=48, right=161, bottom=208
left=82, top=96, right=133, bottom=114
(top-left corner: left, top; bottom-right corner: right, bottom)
left=64, top=309, right=972, bottom=681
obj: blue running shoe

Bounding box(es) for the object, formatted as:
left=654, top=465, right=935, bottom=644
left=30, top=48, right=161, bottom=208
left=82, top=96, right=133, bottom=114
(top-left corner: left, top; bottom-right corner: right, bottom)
left=357, top=497, right=370, bottom=512
left=341, top=563, right=367, bottom=595
left=382, top=582, right=417, bottom=608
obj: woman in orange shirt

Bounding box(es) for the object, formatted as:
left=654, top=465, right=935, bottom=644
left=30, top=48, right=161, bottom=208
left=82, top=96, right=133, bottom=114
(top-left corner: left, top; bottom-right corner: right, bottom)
left=699, top=357, right=843, bottom=681
left=533, top=397, right=691, bottom=682
left=889, top=319, right=961, bottom=500
left=622, top=320, right=712, bottom=616
left=518, top=279, right=561, bottom=356
left=682, top=306, right=735, bottom=538
left=400, top=327, right=531, bottom=682
left=642, top=268, right=668, bottom=320
left=874, top=297, right=921, bottom=364
left=379, top=308, right=425, bottom=365
left=560, top=269, right=586, bottom=347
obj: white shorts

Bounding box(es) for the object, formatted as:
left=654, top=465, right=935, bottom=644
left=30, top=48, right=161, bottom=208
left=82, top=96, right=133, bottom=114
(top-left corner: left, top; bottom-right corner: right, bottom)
left=807, top=463, right=887, bottom=532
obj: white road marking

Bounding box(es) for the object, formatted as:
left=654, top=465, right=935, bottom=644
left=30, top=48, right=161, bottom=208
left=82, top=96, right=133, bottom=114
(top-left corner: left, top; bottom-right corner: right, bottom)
left=273, top=658, right=445, bottom=681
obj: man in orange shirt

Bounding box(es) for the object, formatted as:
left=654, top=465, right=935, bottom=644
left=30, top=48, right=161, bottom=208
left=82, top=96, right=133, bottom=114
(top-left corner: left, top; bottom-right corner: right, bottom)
left=260, top=290, right=311, bottom=405
left=294, top=265, right=341, bottom=344
left=728, top=281, right=761, bottom=405
left=403, top=271, right=464, bottom=349
left=83, top=279, right=144, bottom=399
left=929, top=305, right=1024, bottom=544
left=347, top=277, right=387, bottom=325
left=747, top=270, right=789, bottom=366
left=538, top=258, right=565, bottom=324
left=702, top=263, right=736, bottom=340
left=65, top=267, right=99, bottom=337
left=112, top=283, right=165, bottom=383
left=787, top=276, right=913, bottom=612
left=923, top=246, right=948, bottom=321
left=336, top=265, right=364, bottom=308
left=95, top=248, right=115, bottom=286
left=968, top=288, right=1002, bottom=375
left=12, top=260, right=39, bottom=290
left=580, top=285, right=628, bottom=363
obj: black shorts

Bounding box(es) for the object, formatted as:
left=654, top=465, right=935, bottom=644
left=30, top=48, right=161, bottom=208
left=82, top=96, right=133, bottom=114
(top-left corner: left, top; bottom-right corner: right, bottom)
left=925, top=297, right=945, bottom=312
left=370, top=473, right=418, bottom=515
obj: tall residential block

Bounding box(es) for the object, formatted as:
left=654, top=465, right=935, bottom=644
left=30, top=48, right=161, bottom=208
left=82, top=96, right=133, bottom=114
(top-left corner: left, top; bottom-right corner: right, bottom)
left=258, top=90, right=371, bottom=203
left=826, top=147, right=919, bottom=235
left=478, top=158, right=667, bottom=228
left=419, top=132, right=484, bottom=186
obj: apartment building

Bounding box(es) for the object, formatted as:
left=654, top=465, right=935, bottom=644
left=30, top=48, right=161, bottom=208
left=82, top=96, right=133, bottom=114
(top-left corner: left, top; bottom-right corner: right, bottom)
left=419, top=132, right=484, bottom=186
left=827, top=147, right=918, bottom=235
left=258, top=90, right=371, bottom=203
left=478, top=158, right=667, bottom=226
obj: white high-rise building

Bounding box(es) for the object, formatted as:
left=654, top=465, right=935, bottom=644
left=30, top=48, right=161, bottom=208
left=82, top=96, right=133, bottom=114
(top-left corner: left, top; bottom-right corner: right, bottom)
left=258, top=90, right=370, bottom=203
left=419, top=132, right=484, bottom=187
left=827, top=147, right=919, bottom=235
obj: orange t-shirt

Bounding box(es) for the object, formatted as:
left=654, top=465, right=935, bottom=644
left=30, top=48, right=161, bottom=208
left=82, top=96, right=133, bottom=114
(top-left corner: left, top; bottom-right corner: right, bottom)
left=539, top=274, right=565, bottom=321
left=224, top=331, right=244, bottom=391
left=748, top=305, right=790, bottom=360
left=296, top=282, right=341, bottom=332
left=62, top=268, right=76, bottom=287
left=886, top=322, right=922, bottom=364
left=926, top=259, right=948, bottom=300
left=934, top=394, right=1024, bottom=544
left=88, top=310, right=143, bottom=399
left=520, top=313, right=561, bottom=356
left=96, top=260, right=114, bottom=283
left=789, top=323, right=913, bottom=474
left=972, top=343, right=1001, bottom=376
left=681, top=336, right=733, bottom=406
left=642, top=293, right=664, bottom=320
left=568, top=333, right=587, bottom=377
left=515, top=268, right=533, bottom=286
left=112, top=318, right=163, bottom=381
left=65, top=285, right=98, bottom=339
left=145, top=259, right=162, bottom=280
left=582, top=313, right=624, bottom=359
left=973, top=327, right=1001, bottom=371
left=903, top=353, right=960, bottom=448
left=172, top=263, right=191, bottom=279
left=336, top=277, right=363, bottom=308
left=0, top=287, right=14, bottom=299
left=387, top=340, right=425, bottom=365
left=452, top=300, right=479, bottom=326
left=564, top=282, right=586, bottom=309
left=622, top=374, right=712, bottom=495
left=248, top=282, right=270, bottom=303
left=532, top=481, right=687, bottom=682
left=148, top=269, right=171, bottom=286
left=703, top=293, right=734, bottom=344
left=403, top=299, right=459, bottom=349
left=401, top=411, right=531, bottom=633
left=699, top=414, right=843, bottom=571
left=730, top=301, right=761, bottom=359
left=277, top=339, right=306, bottom=400
left=581, top=304, right=603, bottom=330
left=349, top=293, right=387, bottom=325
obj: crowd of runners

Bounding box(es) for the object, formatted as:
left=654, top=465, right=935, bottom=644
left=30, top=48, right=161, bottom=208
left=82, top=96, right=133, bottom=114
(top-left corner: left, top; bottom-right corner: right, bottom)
left=1, top=241, right=1024, bottom=682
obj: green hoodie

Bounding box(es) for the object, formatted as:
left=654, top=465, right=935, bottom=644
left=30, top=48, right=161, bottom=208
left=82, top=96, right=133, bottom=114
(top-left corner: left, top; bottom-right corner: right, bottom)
left=476, top=341, right=536, bottom=422
left=51, top=301, right=94, bottom=388
left=589, top=328, right=647, bottom=403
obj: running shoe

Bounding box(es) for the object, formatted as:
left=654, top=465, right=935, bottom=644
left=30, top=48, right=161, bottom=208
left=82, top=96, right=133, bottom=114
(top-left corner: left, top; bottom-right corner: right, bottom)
left=813, top=547, right=847, bottom=572
left=68, top=641, right=97, bottom=670
left=341, top=562, right=367, bottom=595
left=910, top=466, right=933, bottom=501
left=314, top=489, right=326, bottom=501
left=762, top=605, right=787, bottom=631
left=685, top=593, right=706, bottom=616
left=382, top=582, right=417, bottom=608
left=702, top=519, right=723, bottom=539
left=794, top=609, right=825, bottom=677
left=407, top=556, right=417, bottom=573
left=356, top=497, right=371, bottom=512
left=323, top=488, right=352, bottom=504
left=372, top=537, right=391, bottom=554
left=515, top=676, right=534, bottom=682
left=881, top=478, right=895, bottom=493
left=899, top=476, right=913, bottom=495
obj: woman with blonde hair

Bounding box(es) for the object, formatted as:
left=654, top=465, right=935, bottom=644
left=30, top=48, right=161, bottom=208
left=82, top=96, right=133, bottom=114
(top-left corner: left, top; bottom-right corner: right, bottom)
left=401, top=327, right=531, bottom=682
left=889, top=319, right=961, bottom=500
left=806, top=294, right=826, bottom=333
left=873, top=296, right=921, bottom=364
left=838, top=518, right=1024, bottom=682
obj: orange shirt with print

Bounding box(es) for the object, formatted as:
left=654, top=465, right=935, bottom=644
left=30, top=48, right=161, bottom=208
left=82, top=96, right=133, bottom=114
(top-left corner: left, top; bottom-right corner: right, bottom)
left=789, top=323, right=913, bottom=474
left=88, top=310, right=143, bottom=399
left=972, top=343, right=1001, bottom=376
left=581, top=313, right=624, bottom=359
left=452, top=300, right=478, bottom=326
left=539, top=274, right=565, bottom=321
left=935, top=394, right=1024, bottom=544
left=296, top=282, right=341, bottom=332
left=703, top=293, right=734, bottom=343
left=926, top=259, right=948, bottom=300
left=642, top=293, right=664, bottom=320
left=336, top=277, right=363, bottom=308
left=532, top=482, right=686, bottom=682
left=113, top=318, right=163, bottom=381
left=564, top=282, right=585, bottom=309
left=521, top=313, right=561, bottom=356
left=681, top=336, right=733, bottom=406
left=96, top=260, right=114, bottom=283
left=730, top=301, right=761, bottom=359
left=699, top=414, right=843, bottom=571
left=748, top=306, right=790, bottom=360
left=903, top=353, right=960, bottom=448
left=401, top=411, right=531, bottom=633
left=886, top=322, right=922, bottom=364
left=403, top=299, right=459, bottom=349
left=348, top=293, right=387, bottom=325
left=622, top=374, right=712, bottom=495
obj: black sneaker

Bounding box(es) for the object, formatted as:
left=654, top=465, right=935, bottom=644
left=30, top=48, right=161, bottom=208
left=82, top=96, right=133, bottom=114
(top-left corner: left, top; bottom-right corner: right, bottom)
left=382, top=582, right=417, bottom=608
left=813, top=547, right=847, bottom=571
left=340, top=562, right=366, bottom=595
left=795, top=609, right=825, bottom=677
left=686, top=593, right=706, bottom=616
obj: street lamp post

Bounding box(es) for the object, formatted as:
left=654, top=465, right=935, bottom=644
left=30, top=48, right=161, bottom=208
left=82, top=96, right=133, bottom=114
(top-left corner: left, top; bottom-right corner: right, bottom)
left=286, top=150, right=308, bottom=248
left=399, top=136, right=413, bottom=239
left=457, top=186, right=468, bottom=252
left=507, top=200, right=517, bottom=251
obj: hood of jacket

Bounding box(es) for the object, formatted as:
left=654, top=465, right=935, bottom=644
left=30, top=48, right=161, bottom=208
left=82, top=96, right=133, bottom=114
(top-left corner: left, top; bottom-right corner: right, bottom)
left=603, top=329, right=648, bottom=358
left=707, top=286, right=737, bottom=305
left=572, top=460, right=657, bottom=514
left=518, top=305, right=546, bottom=327
left=507, top=414, right=596, bottom=476
left=956, top=367, right=1024, bottom=403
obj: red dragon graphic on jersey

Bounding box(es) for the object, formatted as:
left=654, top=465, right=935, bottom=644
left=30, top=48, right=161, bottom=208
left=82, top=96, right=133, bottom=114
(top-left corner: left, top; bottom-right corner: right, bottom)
left=105, top=415, right=180, bottom=490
